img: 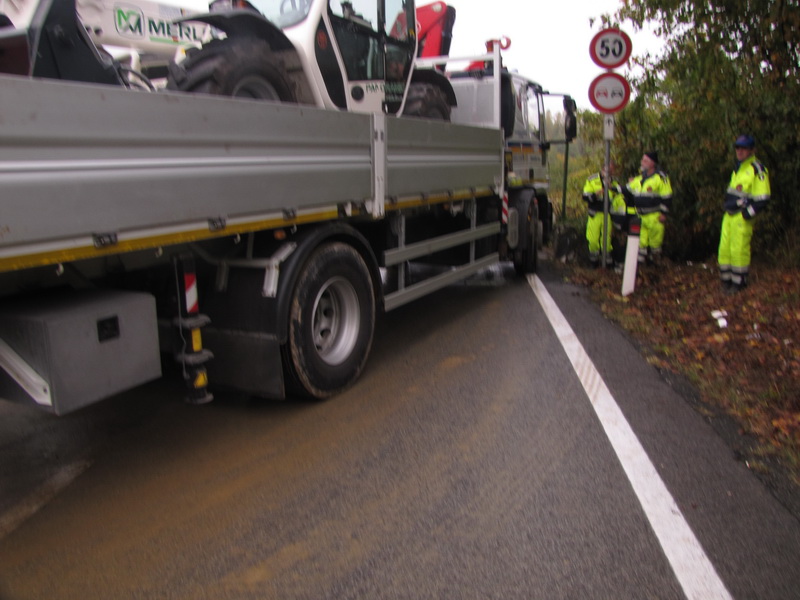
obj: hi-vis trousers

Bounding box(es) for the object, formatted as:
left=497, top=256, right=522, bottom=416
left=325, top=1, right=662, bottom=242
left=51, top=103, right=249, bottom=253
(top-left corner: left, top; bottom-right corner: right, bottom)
left=718, top=211, right=753, bottom=286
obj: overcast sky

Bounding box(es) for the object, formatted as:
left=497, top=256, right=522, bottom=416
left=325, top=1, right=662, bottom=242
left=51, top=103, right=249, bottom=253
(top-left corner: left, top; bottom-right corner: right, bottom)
left=439, top=0, right=666, bottom=110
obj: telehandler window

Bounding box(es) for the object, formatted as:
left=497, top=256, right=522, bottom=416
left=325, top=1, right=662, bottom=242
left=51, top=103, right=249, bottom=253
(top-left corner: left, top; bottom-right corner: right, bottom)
left=249, top=0, right=312, bottom=28
left=384, top=0, right=407, bottom=40
left=383, top=0, right=414, bottom=103
left=327, top=0, right=413, bottom=109
left=329, top=1, right=378, bottom=29
left=329, top=0, right=382, bottom=81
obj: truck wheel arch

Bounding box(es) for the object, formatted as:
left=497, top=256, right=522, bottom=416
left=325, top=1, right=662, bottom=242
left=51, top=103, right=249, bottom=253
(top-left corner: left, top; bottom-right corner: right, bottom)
left=280, top=241, right=376, bottom=398
left=273, top=224, right=382, bottom=344
left=270, top=224, right=382, bottom=399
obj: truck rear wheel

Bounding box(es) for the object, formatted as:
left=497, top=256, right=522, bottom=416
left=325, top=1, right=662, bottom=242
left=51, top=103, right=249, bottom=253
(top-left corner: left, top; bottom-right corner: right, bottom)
left=514, top=201, right=539, bottom=276
left=538, top=194, right=553, bottom=247
left=283, top=243, right=375, bottom=399
left=167, top=38, right=297, bottom=101
left=402, top=82, right=451, bottom=120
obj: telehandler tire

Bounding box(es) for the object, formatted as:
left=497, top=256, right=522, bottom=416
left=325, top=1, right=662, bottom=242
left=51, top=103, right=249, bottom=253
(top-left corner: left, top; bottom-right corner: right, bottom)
left=283, top=243, right=376, bottom=399
left=402, top=82, right=451, bottom=120
left=167, top=37, right=298, bottom=101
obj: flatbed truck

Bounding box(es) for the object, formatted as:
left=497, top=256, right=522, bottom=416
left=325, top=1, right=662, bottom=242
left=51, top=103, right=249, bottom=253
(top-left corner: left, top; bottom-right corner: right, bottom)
left=0, top=1, right=573, bottom=414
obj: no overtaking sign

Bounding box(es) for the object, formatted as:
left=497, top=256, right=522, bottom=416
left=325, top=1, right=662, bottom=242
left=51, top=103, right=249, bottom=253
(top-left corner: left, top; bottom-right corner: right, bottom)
left=589, top=72, right=631, bottom=114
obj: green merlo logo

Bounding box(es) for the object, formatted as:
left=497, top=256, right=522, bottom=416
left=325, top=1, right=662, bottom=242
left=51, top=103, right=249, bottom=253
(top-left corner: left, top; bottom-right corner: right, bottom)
left=115, top=7, right=143, bottom=38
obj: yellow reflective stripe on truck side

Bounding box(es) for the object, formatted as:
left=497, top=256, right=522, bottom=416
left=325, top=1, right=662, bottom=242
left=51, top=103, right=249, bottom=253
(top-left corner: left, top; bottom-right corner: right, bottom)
left=387, top=187, right=495, bottom=210
left=0, top=187, right=497, bottom=273
left=0, top=208, right=340, bottom=273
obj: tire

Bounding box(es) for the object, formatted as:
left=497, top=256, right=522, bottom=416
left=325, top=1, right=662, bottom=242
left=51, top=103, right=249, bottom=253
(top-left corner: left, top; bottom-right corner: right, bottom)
left=283, top=243, right=375, bottom=399
left=536, top=218, right=544, bottom=251
left=167, top=38, right=297, bottom=101
left=526, top=212, right=539, bottom=273
left=538, top=195, right=553, bottom=247
left=514, top=201, right=539, bottom=276
left=402, top=82, right=451, bottom=120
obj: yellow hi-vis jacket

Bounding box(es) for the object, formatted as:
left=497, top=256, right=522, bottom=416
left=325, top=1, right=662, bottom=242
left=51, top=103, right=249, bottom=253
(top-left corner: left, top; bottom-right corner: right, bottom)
left=724, top=155, right=770, bottom=219
left=625, top=170, right=673, bottom=215
left=582, top=173, right=625, bottom=220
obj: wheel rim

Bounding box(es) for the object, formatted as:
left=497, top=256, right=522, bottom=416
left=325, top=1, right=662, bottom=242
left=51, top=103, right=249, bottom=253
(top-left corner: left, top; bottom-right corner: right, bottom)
left=231, top=76, right=282, bottom=101
left=311, top=276, right=360, bottom=366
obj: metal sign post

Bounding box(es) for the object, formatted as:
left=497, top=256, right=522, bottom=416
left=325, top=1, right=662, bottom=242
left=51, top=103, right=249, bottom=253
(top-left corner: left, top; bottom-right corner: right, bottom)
left=602, top=116, right=614, bottom=267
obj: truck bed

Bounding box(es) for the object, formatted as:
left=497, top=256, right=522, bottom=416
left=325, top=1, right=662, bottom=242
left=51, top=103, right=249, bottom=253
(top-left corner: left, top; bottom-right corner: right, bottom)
left=0, top=75, right=502, bottom=273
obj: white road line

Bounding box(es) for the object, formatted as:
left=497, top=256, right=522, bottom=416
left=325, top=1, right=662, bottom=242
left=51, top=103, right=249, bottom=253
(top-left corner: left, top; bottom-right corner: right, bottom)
left=0, top=460, right=92, bottom=540
left=529, top=275, right=733, bottom=600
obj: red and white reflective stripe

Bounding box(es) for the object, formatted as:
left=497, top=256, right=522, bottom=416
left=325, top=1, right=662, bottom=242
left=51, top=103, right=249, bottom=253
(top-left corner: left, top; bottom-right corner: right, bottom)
left=184, top=273, right=199, bottom=314
left=502, top=192, right=509, bottom=225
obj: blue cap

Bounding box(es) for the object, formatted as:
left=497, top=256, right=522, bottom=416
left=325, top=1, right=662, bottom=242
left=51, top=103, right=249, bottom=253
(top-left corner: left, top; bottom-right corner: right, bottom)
left=734, top=135, right=755, bottom=149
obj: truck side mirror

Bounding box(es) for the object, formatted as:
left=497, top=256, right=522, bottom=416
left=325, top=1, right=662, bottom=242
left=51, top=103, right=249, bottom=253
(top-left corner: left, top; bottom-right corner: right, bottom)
left=563, top=96, right=577, bottom=142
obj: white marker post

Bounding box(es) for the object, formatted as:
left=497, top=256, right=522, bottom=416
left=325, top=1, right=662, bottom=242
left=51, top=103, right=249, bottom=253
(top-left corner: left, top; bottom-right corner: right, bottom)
left=622, top=217, right=641, bottom=296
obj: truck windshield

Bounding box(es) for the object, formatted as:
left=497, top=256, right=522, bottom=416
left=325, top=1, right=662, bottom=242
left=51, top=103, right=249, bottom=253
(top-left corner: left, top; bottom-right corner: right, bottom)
left=246, top=0, right=313, bottom=28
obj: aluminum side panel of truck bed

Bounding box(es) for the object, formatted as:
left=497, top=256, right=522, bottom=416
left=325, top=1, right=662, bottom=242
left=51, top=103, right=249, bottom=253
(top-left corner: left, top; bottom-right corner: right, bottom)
left=386, top=116, right=503, bottom=198
left=0, top=75, right=502, bottom=272
left=0, top=76, right=373, bottom=270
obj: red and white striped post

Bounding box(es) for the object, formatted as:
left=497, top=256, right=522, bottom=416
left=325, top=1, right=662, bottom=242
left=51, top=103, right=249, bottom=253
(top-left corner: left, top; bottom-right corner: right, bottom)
left=175, top=254, right=213, bottom=404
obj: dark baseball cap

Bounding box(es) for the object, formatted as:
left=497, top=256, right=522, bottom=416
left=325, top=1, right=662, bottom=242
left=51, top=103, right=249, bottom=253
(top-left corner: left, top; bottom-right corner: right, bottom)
left=734, top=135, right=755, bottom=149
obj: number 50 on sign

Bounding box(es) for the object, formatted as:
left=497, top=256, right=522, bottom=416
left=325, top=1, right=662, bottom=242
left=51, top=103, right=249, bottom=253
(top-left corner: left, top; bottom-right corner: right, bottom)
left=590, top=28, right=632, bottom=69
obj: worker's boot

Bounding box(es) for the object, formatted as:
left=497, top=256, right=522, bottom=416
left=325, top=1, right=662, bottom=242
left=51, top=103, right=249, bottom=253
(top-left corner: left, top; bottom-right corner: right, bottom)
left=730, top=274, right=748, bottom=294
left=649, top=250, right=661, bottom=268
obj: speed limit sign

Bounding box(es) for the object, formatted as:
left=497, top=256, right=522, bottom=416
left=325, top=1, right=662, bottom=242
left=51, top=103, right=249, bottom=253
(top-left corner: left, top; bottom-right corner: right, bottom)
left=590, top=28, right=632, bottom=69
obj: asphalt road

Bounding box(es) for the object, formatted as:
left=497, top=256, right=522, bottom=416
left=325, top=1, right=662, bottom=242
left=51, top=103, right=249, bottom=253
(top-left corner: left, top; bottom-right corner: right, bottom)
left=0, top=258, right=798, bottom=599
